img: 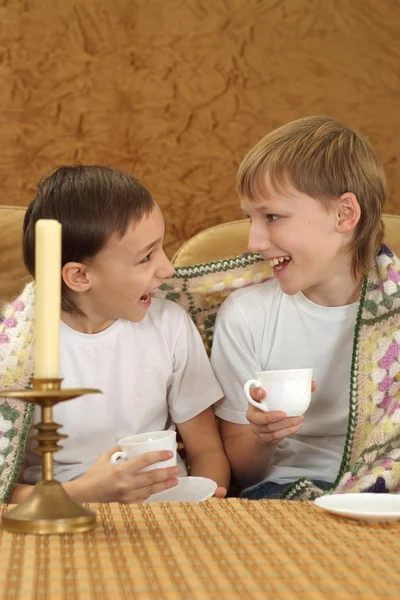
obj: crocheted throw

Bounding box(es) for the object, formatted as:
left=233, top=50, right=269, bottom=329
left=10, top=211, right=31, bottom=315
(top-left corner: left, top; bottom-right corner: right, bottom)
left=1, top=248, right=400, bottom=502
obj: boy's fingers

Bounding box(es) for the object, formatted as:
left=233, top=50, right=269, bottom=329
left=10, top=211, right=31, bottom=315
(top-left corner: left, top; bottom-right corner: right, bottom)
left=249, top=387, right=266, bottom=401
left=311, top=380, right=317, bottom=392
left=131, top=476, right=180, bottom=503
left=213, top=487, right=227, bottom=498
left=269, top=423, right=303, bottom=443
left=247, top=406, right=287, bottom=425
left=252, top=416, right=303, bottom=434
left=103, top=446, right=122, bottom=459
left=257, top=422, right=303, bottom=445
left=120, top=450, right=175, bottom=473
left=133, top=466, right=180, bottom=487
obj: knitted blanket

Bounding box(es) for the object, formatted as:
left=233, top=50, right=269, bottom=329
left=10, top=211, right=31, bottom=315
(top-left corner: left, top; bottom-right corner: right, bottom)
left=1, top=248, right=400, bottom=502
left=282, top=246, right=400, bottom=500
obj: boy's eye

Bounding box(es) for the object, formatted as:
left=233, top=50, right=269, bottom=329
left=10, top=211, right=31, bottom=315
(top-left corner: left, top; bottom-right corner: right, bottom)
left=266, top=214, right=280, bottom=222
left=140, top=253, right=152, bottom=264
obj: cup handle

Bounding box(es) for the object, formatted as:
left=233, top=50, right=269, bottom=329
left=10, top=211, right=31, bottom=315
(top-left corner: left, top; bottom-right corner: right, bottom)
left=244, top=379, right=268, bottom=411
left=111, top=451, right=125, bottom=463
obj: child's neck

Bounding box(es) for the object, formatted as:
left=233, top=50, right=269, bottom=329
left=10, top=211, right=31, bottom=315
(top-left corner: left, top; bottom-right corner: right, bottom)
left=302, top=262, right=363, bottom=307
left=61, top=310, right=116, bottom=334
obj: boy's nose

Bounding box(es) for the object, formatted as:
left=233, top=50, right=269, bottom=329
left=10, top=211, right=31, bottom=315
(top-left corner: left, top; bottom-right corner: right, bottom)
left=248, top=225, right=270, bottom=254
left=159, top=255, right=176, bottom=278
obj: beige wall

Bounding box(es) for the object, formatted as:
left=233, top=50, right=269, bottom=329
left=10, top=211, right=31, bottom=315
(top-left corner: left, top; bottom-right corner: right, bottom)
left=0, top=0, right=399, bottom=256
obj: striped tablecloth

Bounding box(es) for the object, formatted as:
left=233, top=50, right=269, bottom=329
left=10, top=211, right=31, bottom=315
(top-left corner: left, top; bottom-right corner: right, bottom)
left=1, top=498, right=400, bottom=599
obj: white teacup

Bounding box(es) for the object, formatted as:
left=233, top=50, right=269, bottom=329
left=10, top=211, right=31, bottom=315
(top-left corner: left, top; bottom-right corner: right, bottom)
left=243, top=368, right=313, bottom=417
left=111, top=431, right=177, bottom=472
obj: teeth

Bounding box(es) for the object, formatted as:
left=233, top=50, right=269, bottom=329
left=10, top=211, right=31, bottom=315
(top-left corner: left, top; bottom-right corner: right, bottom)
left=268, top=256, right=290, bottom=267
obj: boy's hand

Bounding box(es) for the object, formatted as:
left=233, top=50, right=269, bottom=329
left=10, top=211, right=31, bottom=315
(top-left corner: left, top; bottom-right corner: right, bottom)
left=246, top=382, right=316, bottom=446
left=214, top=487, right=227, bottom=498
left=71, top=448, right=179, bottom=504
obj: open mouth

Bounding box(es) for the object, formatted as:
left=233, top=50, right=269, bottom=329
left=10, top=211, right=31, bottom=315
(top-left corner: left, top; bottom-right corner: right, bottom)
left=139, top=286, right=161, bottom=306
left=268, top=255, right=291, bottom=273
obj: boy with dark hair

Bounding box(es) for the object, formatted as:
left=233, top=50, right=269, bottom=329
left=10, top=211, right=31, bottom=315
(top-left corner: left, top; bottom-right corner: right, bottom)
left=1, top=165, right=229, bottom=504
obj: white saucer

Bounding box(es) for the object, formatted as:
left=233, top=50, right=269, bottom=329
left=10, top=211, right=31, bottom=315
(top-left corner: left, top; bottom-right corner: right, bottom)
left=314, top=493, right=400, bottom=522
left=144, top=476, right=217, bottom=503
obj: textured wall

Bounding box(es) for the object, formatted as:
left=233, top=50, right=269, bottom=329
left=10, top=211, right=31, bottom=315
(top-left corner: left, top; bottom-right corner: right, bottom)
left=0, top=0, right=399, bottom=256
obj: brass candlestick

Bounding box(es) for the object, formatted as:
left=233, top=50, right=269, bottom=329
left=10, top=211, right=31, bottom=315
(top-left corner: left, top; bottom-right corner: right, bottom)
left=1, top=378, right=100, bottom=535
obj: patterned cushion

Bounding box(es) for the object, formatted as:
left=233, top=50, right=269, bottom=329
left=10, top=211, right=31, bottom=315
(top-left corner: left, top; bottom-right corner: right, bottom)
left=154, top=254, right=272, bottom=353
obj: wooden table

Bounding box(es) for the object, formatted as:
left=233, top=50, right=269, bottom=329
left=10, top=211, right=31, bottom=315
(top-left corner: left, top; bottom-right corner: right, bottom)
left=1, top=498, right=400, bottom=599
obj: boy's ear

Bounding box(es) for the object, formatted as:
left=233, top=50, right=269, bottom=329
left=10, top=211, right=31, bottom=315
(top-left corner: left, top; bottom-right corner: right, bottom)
left=62, top=262, right=92, bottom=293
left=335, top=192, right=361, bottom=234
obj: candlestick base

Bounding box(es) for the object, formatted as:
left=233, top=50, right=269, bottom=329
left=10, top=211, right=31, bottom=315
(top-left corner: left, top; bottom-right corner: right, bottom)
left=2, top=480, right=96, bottom=534
left=1, top=379, right=100, bottom=535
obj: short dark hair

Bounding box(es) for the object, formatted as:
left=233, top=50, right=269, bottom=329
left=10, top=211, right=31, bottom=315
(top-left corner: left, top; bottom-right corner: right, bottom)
left=23, top=165, right=155, bottom=313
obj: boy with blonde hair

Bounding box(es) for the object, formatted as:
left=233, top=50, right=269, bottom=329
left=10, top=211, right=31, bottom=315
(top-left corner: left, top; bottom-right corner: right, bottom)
left=211, top=116, right=400, bottom=499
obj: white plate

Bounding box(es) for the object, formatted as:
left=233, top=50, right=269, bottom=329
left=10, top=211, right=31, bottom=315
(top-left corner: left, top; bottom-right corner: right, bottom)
left=144, top=476, right=217, bottom=503
left=314, top=493, right=400, bottom=522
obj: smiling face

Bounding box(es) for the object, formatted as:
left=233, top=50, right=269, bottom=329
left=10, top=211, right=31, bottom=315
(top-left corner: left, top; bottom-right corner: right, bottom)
left=87, top=203, right=175, bottom=322
left=63, top=203, right=175, bottom=329
left=242, top=177, right=361, bottom=305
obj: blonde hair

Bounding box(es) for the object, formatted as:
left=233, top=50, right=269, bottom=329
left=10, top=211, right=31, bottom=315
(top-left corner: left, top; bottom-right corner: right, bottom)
left=237, top=116, right=386, bottom=279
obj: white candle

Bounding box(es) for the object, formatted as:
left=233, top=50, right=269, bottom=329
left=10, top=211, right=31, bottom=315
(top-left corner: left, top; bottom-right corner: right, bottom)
left=34, top=219, right=62, bottom=379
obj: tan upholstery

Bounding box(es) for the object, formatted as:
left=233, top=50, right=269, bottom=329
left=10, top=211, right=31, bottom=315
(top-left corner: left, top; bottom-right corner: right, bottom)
left=173, top=214, right=400, bottom=267
left=0, top=206, right=30, bottom=306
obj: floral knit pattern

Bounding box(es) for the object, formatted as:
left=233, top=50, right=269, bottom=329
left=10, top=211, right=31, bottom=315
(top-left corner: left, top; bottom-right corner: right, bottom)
left=157, top=254, right=271, bottom=354
left=0, top=282, right=35, bottom=502
left=283, top=246, right=400, bottom=500
left=1, top=249, right=400, bottom=502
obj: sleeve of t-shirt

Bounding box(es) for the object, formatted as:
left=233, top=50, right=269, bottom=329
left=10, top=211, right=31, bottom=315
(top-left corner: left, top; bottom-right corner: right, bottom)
left=167, top=308, right=224, bottom=424
left=211, top=294, right=264, bottom=424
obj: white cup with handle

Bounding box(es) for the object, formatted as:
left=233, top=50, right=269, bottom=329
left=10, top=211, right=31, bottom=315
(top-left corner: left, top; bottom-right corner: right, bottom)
left=243, top=368, right=313, bottom=417
left=111, top=430, right=177, bottom=472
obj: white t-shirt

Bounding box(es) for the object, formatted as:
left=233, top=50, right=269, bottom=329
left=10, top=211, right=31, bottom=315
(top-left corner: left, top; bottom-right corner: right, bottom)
left=211, top=278, right=359, bottom=486
left=24, top=298, right=223, bottom=483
